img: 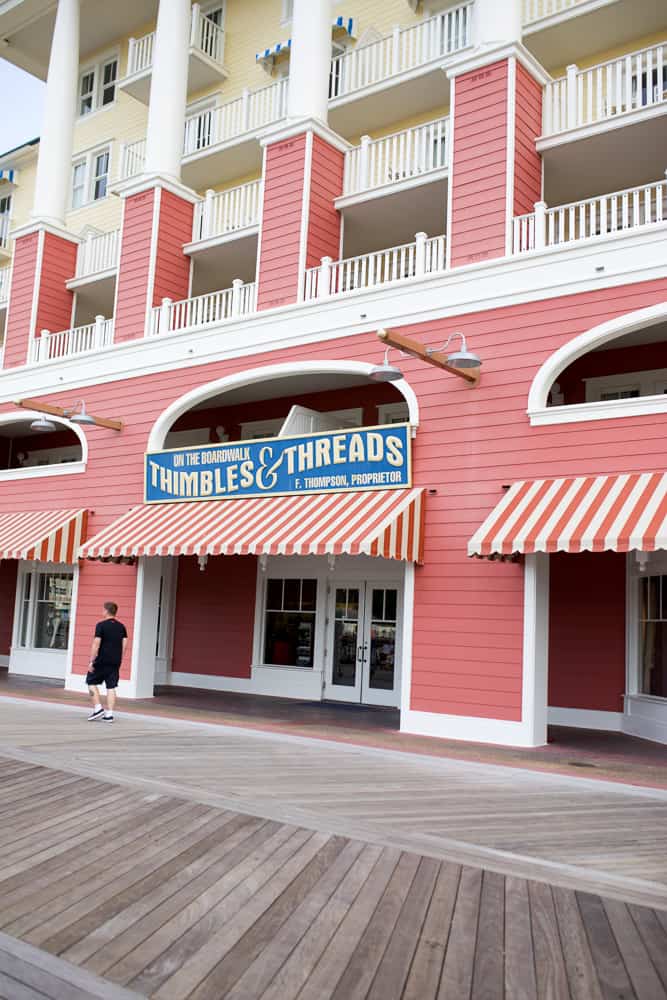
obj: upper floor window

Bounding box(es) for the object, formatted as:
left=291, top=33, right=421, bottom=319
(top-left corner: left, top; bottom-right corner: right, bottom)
left=585, top=369, right=667, bottom=403
left=78, top=56, right=118, bottom=117
left=71, top=146, right=111, bottom=210
left=0, top=195, right=11, bottom=217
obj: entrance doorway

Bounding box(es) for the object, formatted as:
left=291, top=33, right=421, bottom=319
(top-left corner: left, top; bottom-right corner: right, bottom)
left=326, top=581, right=401, bottom=707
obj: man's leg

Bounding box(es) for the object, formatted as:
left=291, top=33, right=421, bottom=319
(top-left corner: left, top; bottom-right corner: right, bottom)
left=106, top=688, right=117, bottom=713
left=87, top=684, right=104, bottom=721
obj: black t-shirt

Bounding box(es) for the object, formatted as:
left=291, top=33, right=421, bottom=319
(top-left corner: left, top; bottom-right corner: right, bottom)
left=94, top=618, right=128, bottom=667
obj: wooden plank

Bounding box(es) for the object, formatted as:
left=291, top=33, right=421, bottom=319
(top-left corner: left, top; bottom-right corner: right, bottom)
left=471, top=870, right=505, bottom=1000
left=577, top=892, right=636, bottom=1000
left=627, top=905, right=667, bottom=991
left=438, top=865, right=482, bottom=999
left=504, top=877, right=537, bottom=1000
left=402, top=862, right=461, bottom=1000
left=602, top=899, right=665, bottom=999
left=551, top=885, right=603, bottom=1000
left=528, top=880, right=570, bottom=1000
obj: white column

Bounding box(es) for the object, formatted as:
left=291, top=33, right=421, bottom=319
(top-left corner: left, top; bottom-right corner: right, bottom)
left=473, top=0, right=522, bottom=47
left=128, top=557, right=163, bottom=698
left=521, top=553, right=550, bottom=747
left=31, top=0, right=80, bottom=227
left=144, top=0, right=191, bottom=180
left=287, top=0, right=332, bottom=123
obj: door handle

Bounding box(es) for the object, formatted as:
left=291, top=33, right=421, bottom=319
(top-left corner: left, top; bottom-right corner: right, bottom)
left=358, top=644, right=368, bottom=663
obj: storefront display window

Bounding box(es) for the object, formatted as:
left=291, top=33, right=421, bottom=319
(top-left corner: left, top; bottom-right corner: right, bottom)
left=639, top=574, right=667, bottom=697
left=263, top=578, right=317, bottom=668
left=18, top=571, right=74, bottom=652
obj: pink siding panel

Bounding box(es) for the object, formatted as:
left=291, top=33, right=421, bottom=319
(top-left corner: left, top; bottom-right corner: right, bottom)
left=152, top=190, right=193, bottom=307
left=172, top=555, right=257, bottom=678
left=306, top=136, right=344, bottom=269
left=549, top=551, right=626, bottom=713
left=114, top=190, right=156, bottom=344
left=0, top=560, right=17, bottom=656
left=450, top=61, right=509, bottom=267
left=35, top=232, right=76, bottom=337
left=257, top=134, right=307, bottom=311
left=514, top=62, right=543, bottom=218
left=71, top=561, right=138, bottom=679
left=3, top=232, right=39, bottom=368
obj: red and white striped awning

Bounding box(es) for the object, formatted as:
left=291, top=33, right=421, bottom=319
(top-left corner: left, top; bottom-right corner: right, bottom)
left=468, top=472, right=667, bottom=558
left=0, top=509, right=88, bottom=563
left=80, top=489, right=425, bottom=563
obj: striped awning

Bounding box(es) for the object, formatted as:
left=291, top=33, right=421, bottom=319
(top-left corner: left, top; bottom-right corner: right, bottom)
left=468, top=472, right=667, bottom=558
left=0, top=169, right=17, bottom=184
left=80, top=488, right=424, bottom=563
left=0, top=509, right=88, bottom=563
left=256, top=17, right=355, bottom=64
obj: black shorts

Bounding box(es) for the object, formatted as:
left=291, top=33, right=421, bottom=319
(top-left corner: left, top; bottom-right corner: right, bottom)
left=86, top=663, right=120, bottom=689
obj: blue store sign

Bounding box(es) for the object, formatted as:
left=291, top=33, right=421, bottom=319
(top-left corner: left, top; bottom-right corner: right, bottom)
left=145, top=424, right=411, bottom=504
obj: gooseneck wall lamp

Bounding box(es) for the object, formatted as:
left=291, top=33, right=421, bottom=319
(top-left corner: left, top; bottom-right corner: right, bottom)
left=17, top=398, right=123, bottom=432
left=374, top=328, right=482, bottom=386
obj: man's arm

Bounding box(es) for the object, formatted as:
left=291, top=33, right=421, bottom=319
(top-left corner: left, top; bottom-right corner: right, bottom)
left=120, top=637, right=128, bottom=665
left=89, top=636, right=101, bottom=665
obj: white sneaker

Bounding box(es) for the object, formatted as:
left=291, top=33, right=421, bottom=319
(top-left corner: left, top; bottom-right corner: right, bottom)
left=88, top=707, right=104, bottom=721
left=102, top=713, right=114, bottom=724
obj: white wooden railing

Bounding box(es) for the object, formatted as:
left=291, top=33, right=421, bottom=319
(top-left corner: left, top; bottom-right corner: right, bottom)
left=184, top=78, right=288, bottom=156
left=0, top=215, right=10, bottom=251
left=522, top=0, right=597, bottom=26
left=544, top=42, right=667, bottom=135
left=119, top=138, right=146, bottom=180
left=127, top=4, right=225, bottom=77
left=513, top=177, right=667, bottom=253
left=29, top=317, right=114, bottom=364
left=75, top=229, right=120, bottom=278
left=192, top=180, right=262, bottom=242
left=0, top=268, right=10, bottom=305
left=148, top=280, right=257, bottom=336
left=329, top=4, right=472, bottom=100
left=344, top=116, right=449, bottom=196
left=304, top=233, right=446, bottom=300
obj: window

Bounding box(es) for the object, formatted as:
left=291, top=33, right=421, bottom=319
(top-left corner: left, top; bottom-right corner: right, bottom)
left=0, top=195, right=11, bottom=217
left=70, top=146, right=111, bottom=209
left=378, top=402, right=410, bottom=425
left=78, top=56, right=118, bottom=117
left=639, top=575, right=667, bottom=697
left=599, top=388, right=640, bottom=402
left=585, top=368, right=667, bottom=403
left=18, top=570, right=74, bottom=652
left=263, top=578, right=317, bottom=668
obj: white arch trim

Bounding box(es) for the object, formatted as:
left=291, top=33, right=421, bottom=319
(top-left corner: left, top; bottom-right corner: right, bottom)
left=528, top=301, right=667, bottom=427
left=148, top=361, right=420, bottom=451
left=0, top=410, right=88, bottom=482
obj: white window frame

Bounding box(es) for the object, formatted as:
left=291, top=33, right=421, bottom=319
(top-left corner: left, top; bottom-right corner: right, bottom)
left=77, top=51, right=119, bottom=119
left=378, top=402, right=410, bottom=425
left=261, top=576, right=319, bottom=669
left=584, top=367, right=667, bottom=403
left=70, top=144, right=112, bottom=211
left=626, top=551, right=667, bottom=702
left=13, top=563, right=76, bottom=655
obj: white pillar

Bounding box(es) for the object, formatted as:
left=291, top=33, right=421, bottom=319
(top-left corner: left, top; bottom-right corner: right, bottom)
left=31, top=0, right=80, bottom=227
left=144, top=0, right=192, bottom=180
left=472, top=0, right=522, bottom=47
left=521, top=553, right=550, bottom=747
left=287, top=0, right=332, bottom=123
left=128, top=557, right=163, bottom=698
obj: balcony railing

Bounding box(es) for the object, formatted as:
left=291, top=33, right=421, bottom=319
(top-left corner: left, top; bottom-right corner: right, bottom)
left=0, top=267, right=10, bottom=305
left=522, top=0, right=595, bottom=26
left=304, top=232, right=446, bottom=301
left=0, top=215, right=10, bottom=252
left=183, top=79, right=288, bottom=157
left=329, top=4, right=472, bottom=100
left=513, top=178, right=667, bottom=253
left=148, top=280, right=257, bottom=336
left=343, top=116, right=449, bottom=197
left=29, top=317, right=114, bottom=364
left=75, top=229, right=120, bottom=279
left=119, top=138, right=146, bottom=180
left=192, top=180, right=262, bottom=242
left=544, top=42, right=667, bottom=136
left=127, top=4, right=225, bottom=77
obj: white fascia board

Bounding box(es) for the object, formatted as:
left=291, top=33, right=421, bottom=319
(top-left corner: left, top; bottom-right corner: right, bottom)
left=538, top=102, right=667, bottom=152
left=0, top=225, right=666, bottom=401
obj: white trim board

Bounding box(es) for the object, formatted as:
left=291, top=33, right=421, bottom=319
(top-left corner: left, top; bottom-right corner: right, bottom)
left=548, top=706, right=623, bottom=732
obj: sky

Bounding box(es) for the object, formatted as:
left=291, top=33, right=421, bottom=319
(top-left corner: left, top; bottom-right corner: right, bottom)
left=0, top=59, right=45, bottom=154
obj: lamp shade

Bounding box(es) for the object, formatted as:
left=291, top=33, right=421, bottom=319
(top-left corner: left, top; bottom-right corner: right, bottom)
left=70, top=402, right=95, bottom=426
left=446, top=348, right=482, bottom=369
left=30, top=415, right=57, bottom=433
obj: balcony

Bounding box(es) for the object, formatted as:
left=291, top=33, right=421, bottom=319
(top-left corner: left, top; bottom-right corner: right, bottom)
left=119, top=139, right=147, bottom=181
left=186, top=180, right=261, bottom=297
left=522, top=0, right=667, bottom=71
left=148, top=281, right=257, bottom=337
left=70, top=229, right=120, bottom=282
left=0, top=216, right=11, bottom=261
left=29, top=317, right=115, bottom=365
left=512, top=177, right=667, bottom=254
left=181, top=79, right=289, bottom=189
left=540, top=43, right=667, bottom=205
left=303, top=232, right=446, bottom=302
left=328, top=4, right=472, bottom=136
left=0, top=267, right=10, bottom=309
left=119, top=4, right=227, bottom=105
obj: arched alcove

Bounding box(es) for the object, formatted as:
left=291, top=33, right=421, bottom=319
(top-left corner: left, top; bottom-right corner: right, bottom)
left=0, top=412, right=87, bottom=475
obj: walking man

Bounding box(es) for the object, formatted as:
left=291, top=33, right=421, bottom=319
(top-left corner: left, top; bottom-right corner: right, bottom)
left=87, top=602, right=128, bottom=723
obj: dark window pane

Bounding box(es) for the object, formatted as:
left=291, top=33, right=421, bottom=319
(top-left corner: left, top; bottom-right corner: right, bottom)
left=333, top=620, right=357, bottom=686
left=649, top=576, right=660, bottom=619
left=284, top=579, right=300, bottom=611
left=369, top=624, right=396, bottom=690
left=371, top=589, right=384, bottom=621
left=346, top=588, right=359, bottom=620
left=384, top=589, right=397, bottom=622
left=103, top=60, right=117, bottom=85
left=641, top=620, right=667, bottom=697
left=264, top=611, right=315, bottom=668
left=301, top=579, right=317, bottom=611
left=266, top=578, right=282, bottom=611
left=335, top=589, right=347, bottom=619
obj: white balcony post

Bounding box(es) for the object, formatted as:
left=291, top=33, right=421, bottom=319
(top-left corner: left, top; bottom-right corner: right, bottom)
left=231, top=278, right=243, bottom=316
left=31, top=0, right=80, bottom=227
left=144, top=0, right=191, bottom=181
left=38, top=331, right=50, bottom=363
left=203, top=189, right=215, bottom=239
left=241, top=88, right=251, bottom=131
left=158, top=297, right=172, bottom=335
left=318, top=256, right=333, bottom=298
left=534, top=201, right=547, bottom=250
left=190, top=4, right=200, bottom=47
left=359, top=135, right=371, bottom=191
left=566, top=64, right=578, bottom=130
left=287, top=0, right=333, bottom=123
left=127, top=37, right=137, bottom=74
left=93, top=314, right=105, bottom=349
left=391, top=26, right=401, bottom=76
left=472, top=0, right=522, bottom=46
left=415, top=232, right=427, bottom=277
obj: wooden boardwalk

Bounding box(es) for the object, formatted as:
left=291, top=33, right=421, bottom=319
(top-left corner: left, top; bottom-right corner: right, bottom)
left=1, top=754, right=666, bottom=1000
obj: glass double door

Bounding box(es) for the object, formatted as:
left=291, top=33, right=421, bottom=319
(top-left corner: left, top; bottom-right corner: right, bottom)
left=326, top=582, right=401, bottom=707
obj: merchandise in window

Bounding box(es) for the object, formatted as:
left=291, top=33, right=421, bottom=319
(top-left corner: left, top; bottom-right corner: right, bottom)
left=639, top=575, right=667, bottom=698
left=264, top=578, right=317, bottom=668
left=19, top=571, right=74, bottom=652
